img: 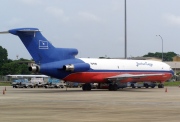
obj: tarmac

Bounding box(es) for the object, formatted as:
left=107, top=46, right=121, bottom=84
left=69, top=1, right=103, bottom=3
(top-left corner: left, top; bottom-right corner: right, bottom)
left=0, top=86, right=180, bottom=122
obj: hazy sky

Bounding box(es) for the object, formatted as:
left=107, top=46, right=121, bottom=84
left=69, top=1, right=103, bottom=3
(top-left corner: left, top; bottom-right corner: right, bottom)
left=0, top=0, right=180, bottom=60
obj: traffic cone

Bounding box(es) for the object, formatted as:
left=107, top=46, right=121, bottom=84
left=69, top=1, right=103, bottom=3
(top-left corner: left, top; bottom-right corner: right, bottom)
left=165, top=88, right=167, bottom=92
left=5, top=87, right=6, bottom=91
left=3, top=90, right=5, bottom=95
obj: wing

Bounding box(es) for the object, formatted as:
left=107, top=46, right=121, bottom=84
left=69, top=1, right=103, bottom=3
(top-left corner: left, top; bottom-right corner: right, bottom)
left=106, top=73, right=163, bottom=81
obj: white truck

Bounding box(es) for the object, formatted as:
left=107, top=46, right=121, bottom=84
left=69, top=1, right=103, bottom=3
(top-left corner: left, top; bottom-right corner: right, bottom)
left=30, top=78, right=46, bottom=87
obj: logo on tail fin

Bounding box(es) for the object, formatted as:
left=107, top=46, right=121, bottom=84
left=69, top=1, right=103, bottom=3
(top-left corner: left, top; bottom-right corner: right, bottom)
left=39, top=40, right=48, bottom=49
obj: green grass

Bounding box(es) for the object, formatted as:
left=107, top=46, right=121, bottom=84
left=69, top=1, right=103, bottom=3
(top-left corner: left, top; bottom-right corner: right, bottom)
left=164, top=81, right=180, bottom=86
left=0, top=82, right=11, bottom=86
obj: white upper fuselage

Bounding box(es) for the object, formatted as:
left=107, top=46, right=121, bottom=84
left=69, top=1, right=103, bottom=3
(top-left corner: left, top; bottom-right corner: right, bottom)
left=79, top=58, right=172, bottom=72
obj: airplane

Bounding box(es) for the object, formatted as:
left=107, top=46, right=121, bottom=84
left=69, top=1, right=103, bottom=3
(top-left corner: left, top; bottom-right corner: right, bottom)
left=0, top=28, right=174, bottom=91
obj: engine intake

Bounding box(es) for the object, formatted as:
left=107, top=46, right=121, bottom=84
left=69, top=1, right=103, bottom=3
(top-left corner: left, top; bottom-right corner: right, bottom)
left=63, top=63, right=90, bottom=72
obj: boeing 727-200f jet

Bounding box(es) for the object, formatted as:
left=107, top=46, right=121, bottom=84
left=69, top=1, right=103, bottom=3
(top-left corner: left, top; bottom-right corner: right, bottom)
left=0, top=28, right=174, bottom=91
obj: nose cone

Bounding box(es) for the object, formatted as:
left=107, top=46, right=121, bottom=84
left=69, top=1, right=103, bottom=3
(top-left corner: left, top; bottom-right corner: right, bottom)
left=170, top=69, right=175, bottom=76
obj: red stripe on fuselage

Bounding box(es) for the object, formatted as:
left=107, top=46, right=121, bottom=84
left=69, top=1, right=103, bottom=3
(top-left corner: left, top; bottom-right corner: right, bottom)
left=63, top=72, right=172, bottom=83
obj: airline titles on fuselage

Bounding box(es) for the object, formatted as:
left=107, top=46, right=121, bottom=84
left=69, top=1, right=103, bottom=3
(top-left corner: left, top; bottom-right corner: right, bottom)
left=90, top=62, right=97, bottom=65
left=136, top=62, right=153, bottom=67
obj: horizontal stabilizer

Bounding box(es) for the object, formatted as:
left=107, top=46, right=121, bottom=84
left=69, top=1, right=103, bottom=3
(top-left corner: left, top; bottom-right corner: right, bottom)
left=18, top=29, right=40, bottom=32
left=0, top=31, right=9, bottom=34
left=0, top=29, right=40, bottom=34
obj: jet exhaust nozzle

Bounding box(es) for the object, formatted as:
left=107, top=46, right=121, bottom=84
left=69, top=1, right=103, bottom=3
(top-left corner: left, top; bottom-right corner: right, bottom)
left=63, top=63, right=90, bottom=72
left=29, top=66, right=40, bottom=72
left=63, top=64, right=74, bottom=72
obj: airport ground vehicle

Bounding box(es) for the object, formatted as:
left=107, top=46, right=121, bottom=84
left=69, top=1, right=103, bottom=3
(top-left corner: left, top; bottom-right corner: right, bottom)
left=9, top=75, right=49, bottom=88
left=128, top=82, right=157, bottom=88
left=37, top=82, right=46, bottom=88
left=54, top=83, right=64, bottom=88
left=22, top=82, right=34, bottom=88
left=66, top=82, right=81, bottom=88
left=44, top=82, right=64, bottom=88
left=44, top=84, right=55, bottom=88
left=12, top=79, right=28, bottom=88
left=30, top=78, right=46, bottom=87
left=13, top=82, right=34, bottom=88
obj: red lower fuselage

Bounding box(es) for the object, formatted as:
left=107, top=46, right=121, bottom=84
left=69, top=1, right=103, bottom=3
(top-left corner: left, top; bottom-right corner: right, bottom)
left=63, top=72, right=173, bottom=83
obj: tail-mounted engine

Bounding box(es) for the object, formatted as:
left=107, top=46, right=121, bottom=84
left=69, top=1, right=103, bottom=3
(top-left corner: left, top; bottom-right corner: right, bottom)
left=63, top=63, right=90, bottom=72
left=28, top=65, right=40, bottom=73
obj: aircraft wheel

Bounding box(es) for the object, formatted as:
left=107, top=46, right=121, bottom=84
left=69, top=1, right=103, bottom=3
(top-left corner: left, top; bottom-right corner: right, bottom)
left=144, top=83, right=149, bottom=88
left=82, top=85, right=86, bottom=91
left=108, top=84, right=113, bottom=91
left=109, top=84, right=118, bottom=91
left=87, top=84, right=91, bottom=91
left=113, top=84, right=118, bottom=91
left=131, top=84, right=136, bottom=88
left=82, top=83, right=91, bottom=91
left=82, top=84, right=88, bottom=91
left=158, top=84, right=164, bottom=88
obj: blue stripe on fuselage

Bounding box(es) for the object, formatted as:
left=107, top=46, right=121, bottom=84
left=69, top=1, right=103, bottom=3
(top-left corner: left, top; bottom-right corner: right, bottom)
left=87, top=69, right=174, bottom=74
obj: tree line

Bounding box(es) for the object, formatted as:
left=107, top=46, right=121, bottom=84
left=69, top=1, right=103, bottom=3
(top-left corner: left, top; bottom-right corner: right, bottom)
left=143, top=52, right=177, bottom=61
left=0, top=46, right=31, bottom=75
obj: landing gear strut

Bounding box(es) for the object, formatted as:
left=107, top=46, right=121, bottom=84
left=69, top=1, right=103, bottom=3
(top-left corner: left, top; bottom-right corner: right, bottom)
left=158, top=83, right=164, bottom=88
left=82, top=83, right=91, bottom=91
left=144, top=83, right=149, bottom=88
left=108, top=84, right=118, bottom=91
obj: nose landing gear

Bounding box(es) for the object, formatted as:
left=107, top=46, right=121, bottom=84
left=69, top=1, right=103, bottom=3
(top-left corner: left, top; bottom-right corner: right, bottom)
left=108, top=84, right=118, bottom=91
left=82, top=83, right=92, bottom=91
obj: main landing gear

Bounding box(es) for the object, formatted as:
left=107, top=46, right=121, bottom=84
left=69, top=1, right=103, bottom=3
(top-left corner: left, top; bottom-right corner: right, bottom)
left=82, top=83, right=91, bottom=91
left=108, top=84, right=118, bottom=91
left=158, top=83, right=164, bottom=88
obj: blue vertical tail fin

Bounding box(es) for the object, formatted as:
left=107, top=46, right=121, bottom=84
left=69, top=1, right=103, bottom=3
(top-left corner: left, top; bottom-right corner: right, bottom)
left=7, top=28, right=78, bottom=64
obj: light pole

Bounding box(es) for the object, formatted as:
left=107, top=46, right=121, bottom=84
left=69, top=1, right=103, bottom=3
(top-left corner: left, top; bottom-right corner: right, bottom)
left=156, top=35, right=163, bottom=61
left=175, top=63, right=176, bottom=75
left=124, top=0, right=127, bottom=59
